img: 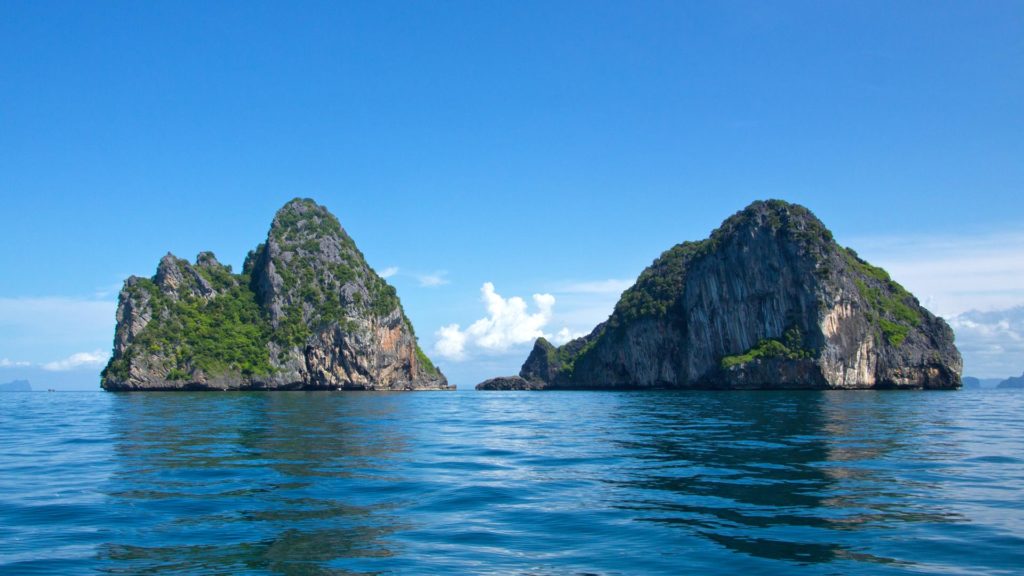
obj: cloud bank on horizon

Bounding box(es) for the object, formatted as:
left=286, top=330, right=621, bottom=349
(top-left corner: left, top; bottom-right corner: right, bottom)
left=947, top=307, right=1024, bottom=379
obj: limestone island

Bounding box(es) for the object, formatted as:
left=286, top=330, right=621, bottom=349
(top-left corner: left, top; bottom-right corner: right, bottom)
left=477, top=200, right=962, bottom=391
left=101, top=199, right=451, bottom=391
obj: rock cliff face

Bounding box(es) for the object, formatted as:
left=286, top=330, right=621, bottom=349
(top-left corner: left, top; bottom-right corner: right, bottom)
left=497, top=200, right=961, bottom=390
left=101, top=199, right=450, bottom=391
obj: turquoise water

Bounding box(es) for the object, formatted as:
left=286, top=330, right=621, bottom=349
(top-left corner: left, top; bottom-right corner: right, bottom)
left=1, top=390, right=1022, bottom=575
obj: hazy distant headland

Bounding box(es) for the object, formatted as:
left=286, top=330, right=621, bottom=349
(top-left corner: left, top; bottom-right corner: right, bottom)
left=962, top=377, right=1010, bottom=389
left=997, top=372, right=1024, bottom=389
left=479, top=200, right=962, bottom=391
left=0, top=379, right=31, bottom=392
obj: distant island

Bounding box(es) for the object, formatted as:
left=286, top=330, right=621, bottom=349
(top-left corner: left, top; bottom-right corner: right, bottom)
left=478, top=200, right=962, bottom=391
left=997, top=372, right=1024, bottom=389
left=961, top=376, right=1004, bottom=389
left=0, top=379, right=31, bottom=392
left=101, top=199, right=450, bottom=391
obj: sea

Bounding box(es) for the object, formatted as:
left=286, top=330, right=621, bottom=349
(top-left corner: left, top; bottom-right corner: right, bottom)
left=1, top=389, right=1022, bottom=575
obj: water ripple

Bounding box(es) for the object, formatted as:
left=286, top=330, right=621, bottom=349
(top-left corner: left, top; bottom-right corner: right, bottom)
left=2, top=389, right=1024, bottom=574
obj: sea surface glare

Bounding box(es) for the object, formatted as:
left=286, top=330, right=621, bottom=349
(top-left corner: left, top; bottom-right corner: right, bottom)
left=1, top=389, right=1023, bottom=575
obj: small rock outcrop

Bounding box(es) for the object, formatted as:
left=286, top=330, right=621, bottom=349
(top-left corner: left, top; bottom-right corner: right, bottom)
left=997, top=372, right=1024, bottom=389
left=475, top=376, right=546, bottom=391
left=487, top=200, right=962, bottom=391
left=101, top=198, right=451, bottom=391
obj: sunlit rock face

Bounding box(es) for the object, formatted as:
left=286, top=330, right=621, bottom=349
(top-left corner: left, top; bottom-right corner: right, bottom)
left=102, top=199, right=450, bottom=391
left=505, top=200, right=961, bottom=391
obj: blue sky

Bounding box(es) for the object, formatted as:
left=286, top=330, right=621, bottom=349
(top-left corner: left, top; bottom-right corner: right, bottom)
left=1, top=1, right=1022, bottom=388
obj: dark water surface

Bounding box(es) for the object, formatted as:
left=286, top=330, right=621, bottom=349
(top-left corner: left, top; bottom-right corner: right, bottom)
left=1, top=390, right=1023, bottom=575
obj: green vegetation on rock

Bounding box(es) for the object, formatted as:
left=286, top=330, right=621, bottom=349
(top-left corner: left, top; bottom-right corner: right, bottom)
left=115, top=275, right=273, bottom=380
left=415, top=344, right=439, bottom=376
left=502, top=199, right=960, bottom=391
left=369, top=278, right=400, bottom=317
left=844, top=248, right=921, bottom=346
left=539, top=337, right=581, bottom=375
left=609, top=201, right=836, bottom=329
left=267, top=199, right=402, bottom=348
left=610, top=240, right=710, bottom=327
left=103, top=198, right=445, bottom=390
left=720, top=326, right=813, bottom=369
left=270, top=198, right=350, bottom=246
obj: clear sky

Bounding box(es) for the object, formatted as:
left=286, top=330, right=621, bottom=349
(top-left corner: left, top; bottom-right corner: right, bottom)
left=1, top=1, right=1022, bottom=389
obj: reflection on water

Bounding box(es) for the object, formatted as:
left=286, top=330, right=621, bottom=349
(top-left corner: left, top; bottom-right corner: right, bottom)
left=2, top=390, right=1024, bottom=575
left=99, top=393, right=412, bottom=575
left=611, top=394, right=841, bottom=563
left=608, top=393, right=971, bottom=568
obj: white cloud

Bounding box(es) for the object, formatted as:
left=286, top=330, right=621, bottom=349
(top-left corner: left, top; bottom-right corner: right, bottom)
left=434, top=323, right=468, bottom=361
left=379, top=266, right=399, bottom=279
left=434, top=282, right=569, bottom=361
left=844, top=232, right=1024, bottom=318
left=42, top=349, right=110, bottom=372
left=417, top=271, right=450, bottom=287
left=948, top=306, right=1024, bottom=378
left=0, top=358, right=31, bottom=368
left=552, top=327, right=586, bottom=345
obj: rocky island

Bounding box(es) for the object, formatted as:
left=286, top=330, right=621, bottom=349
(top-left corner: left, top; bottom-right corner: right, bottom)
left=478, top=200, right=962, bottom=391
left=997, top=372, right=1024, bottom=389
left=101, top=199, right=450, bottom=391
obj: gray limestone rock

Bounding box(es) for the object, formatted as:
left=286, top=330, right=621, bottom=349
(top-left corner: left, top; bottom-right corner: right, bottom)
left=508, top=200, right=962, bottom=390
left=101, top=198, right=450, bottom=392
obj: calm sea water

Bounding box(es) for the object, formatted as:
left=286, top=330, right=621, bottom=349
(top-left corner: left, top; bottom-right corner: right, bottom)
left=1, top=390, right=1023, bottom=575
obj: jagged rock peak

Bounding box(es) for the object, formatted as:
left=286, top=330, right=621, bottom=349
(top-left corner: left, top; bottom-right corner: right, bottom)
left=482, top=199, right=962, bottom=391
left=252, top=198, right=401, bottom=331
left=195, top=251, right=223, bottom=268
left=154, top=252, right=217, bottom=300
left=101, top=198, right=450, bottom=392
left=270, top=197, right=346, bottom=235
